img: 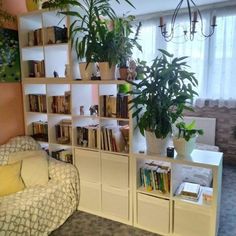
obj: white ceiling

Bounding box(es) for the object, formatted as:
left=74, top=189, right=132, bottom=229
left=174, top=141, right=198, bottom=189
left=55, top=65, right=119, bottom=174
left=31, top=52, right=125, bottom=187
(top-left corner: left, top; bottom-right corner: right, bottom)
left=112, top=0, right=233, bottom=16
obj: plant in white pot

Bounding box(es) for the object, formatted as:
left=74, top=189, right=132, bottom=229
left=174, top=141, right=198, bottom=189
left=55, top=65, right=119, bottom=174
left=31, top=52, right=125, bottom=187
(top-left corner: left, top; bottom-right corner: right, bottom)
left=174, top=121, right=204, bottom=157
left=47, top=0, right=135, bottom=80
left=128, top=49, right=198, bottom=155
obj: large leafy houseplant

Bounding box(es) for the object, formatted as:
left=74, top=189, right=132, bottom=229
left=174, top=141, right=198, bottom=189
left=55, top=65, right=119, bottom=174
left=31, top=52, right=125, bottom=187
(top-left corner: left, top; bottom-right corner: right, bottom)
left=47, top=0, right=134, bottom=65
left=128, top=49, right=198, bottom=142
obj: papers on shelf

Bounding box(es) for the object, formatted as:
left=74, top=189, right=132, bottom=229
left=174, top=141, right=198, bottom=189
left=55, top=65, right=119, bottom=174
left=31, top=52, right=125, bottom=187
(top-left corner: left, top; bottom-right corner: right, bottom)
left=175, top=182, right=201, bottom=201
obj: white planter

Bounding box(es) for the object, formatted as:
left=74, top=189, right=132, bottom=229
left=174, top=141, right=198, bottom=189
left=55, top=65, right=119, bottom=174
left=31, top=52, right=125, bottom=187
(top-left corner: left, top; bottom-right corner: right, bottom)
left=79, top=62, right=96, bottom=80
left=99, top=62, right=115, bottom=80
left=173, top=136, right=196, bottom=157
left=145, top=131, right=171, bottom=155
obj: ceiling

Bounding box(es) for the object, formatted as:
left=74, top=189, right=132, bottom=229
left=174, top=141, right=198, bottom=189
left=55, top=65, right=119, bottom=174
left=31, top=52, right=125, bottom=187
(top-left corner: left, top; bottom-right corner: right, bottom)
left=112, top=0, right=234, bottom=16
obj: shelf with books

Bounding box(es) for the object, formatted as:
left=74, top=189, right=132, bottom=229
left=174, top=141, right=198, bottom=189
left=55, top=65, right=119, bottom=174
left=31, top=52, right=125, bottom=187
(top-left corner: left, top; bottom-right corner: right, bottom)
left=136, top=158, right=171, bottom=197
left=99, top=94, right=129, bottom=119
left=173, top=185, right=213, bottom=208
left=18, top=13, right=43, bottom=48
left=132, top=150, right=223, bottom=236
left=72, top=116, right=99, bottom=148
left=47, top=114, right=72, bottom=145
left=100, top=119, right=129, bottom=154
left=21, top=48, right=44, bottom=78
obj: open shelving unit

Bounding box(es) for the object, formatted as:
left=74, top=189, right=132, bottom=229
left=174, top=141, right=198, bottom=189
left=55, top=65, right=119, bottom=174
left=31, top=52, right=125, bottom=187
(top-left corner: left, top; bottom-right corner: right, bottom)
left=18, top=8, right=132, bottom=226
left=132, top=150, right=223, bottom=236
left=18, top=8, right=223, bottom=236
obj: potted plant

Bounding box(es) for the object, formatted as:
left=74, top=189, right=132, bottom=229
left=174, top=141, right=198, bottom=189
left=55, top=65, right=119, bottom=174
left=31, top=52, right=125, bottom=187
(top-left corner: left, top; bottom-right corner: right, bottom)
left=174, top=120, right=204, bottom=157
left=128, top=49, right=198, bottom=155
left=112, top=15, right=142, bottom=80
left=47, top=0, right=135, bottom=80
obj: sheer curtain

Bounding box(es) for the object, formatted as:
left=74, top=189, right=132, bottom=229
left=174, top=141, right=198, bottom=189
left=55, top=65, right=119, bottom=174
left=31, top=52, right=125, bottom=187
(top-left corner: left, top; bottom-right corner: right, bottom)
left=133, top=6, right=236, bottom=108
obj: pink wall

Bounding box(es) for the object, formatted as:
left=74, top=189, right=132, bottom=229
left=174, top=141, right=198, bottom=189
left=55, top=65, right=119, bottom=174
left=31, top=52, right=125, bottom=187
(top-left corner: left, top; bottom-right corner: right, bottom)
left=0, top=0, right=27, bottom=144
left=0, top=84, right=25, bottom=144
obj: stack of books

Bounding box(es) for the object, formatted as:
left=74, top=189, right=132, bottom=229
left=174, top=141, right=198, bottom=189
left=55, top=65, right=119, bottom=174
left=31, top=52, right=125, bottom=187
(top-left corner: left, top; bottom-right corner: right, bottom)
left=28, top=60, right=45, bottom=77
left=55, top=119, right=72, bottom=144
left=99, top=93, right=129, bottom=118
left=49, top=91, right=71, bottom=114
left=175, top=182, right=201, bottom=201
left=100, top=125, right=129, bottom=153
left=77, top=125, right=99, bottom=149
left=32, top=121, right=48, bottom=142
left=28, top=94, right=47, bottom=113
left=51, top=149, right=73, bottom=164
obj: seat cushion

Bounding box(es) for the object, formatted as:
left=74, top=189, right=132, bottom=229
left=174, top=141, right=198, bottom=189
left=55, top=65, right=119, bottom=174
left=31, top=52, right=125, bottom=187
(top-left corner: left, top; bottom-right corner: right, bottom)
left=0, top=161, right=25, bottom=196
left=8, top=150, right=49, bottom=187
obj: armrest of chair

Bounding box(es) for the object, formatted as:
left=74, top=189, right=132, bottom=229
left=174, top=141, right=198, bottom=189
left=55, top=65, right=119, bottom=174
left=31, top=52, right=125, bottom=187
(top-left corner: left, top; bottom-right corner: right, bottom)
left=48, top=158, right=80, bottom=205
left=49, top=158, right=79, bottom=183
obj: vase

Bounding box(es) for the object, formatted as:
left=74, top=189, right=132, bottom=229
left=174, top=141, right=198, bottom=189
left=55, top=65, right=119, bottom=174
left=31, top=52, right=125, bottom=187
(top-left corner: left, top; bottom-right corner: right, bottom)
left=98, top=62, right=115, bottom=80
left=145, top=131, right=171, bottom=155
left=173, top=136, right=196, bottom=157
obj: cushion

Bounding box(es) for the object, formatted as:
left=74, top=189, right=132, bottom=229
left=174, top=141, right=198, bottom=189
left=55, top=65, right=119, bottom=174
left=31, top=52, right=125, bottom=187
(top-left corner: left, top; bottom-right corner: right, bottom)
left=0, top=161, right=25, bottom=196
left=8, top=150, right=49, bottom=187
left=8, top=150, right=47, bottom=164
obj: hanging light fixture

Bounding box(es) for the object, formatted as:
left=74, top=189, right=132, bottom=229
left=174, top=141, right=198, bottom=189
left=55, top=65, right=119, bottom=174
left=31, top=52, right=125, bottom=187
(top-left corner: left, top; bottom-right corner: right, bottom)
left=159, top=0, right=217, bottom=41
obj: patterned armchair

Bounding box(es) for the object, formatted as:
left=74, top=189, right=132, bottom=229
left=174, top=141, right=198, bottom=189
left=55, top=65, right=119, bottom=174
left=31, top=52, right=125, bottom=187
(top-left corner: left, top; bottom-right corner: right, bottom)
left=0, top=136, right=80, bottom=236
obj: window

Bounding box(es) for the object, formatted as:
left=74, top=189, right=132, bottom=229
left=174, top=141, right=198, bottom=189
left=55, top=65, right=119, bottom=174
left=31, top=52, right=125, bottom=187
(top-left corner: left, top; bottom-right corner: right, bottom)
left=133, top=7, right=236, bottom=104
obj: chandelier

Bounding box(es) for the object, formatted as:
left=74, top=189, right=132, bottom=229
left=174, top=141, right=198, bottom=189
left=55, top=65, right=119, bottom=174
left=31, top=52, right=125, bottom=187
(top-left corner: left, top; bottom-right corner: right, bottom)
left=159, top=0, right=217, bottom=41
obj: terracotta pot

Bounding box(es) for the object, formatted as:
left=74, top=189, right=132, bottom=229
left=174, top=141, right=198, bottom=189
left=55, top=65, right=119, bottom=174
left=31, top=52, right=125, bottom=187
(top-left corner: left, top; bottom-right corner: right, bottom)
left=119, top=67, right=128, bottom=80
left=145, top=131, right=171, bottom=155
left=98, top=62, right=115, bottom=80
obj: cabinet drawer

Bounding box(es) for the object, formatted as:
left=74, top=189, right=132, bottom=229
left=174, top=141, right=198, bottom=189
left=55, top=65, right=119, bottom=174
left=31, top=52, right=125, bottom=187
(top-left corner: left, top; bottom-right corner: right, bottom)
left=79, top=181, right=101, bottom=212
left=102, top=186, right=129, bottom=221
left=174, top=201, right=211, bottom=236
left=101, top=153, right=128, bottom=188
left=137, top=193, right=170, bottom=234
left=74, top=149, right=100, bottom=182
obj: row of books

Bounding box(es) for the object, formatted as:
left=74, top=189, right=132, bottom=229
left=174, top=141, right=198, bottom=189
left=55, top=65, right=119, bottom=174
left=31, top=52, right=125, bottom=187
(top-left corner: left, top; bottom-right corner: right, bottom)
left=77, top=125, right=99, bottom=149
left=28, top=60, right=45, bottom=77
left=51, top=149, right=73, bottom=164
left=49, top=91, right=71, bottom=114
left=140, top=161, right=171, bottom=193
left=28, top=28, right=43, bottom=46
left=28, top=94, right=47, bottom=113
left=55, top=119, right=72, bottom=144
left=32, top=121, right=48, bottom=142
left=99, top=94, right=129, bottom=119
left=28, top=26, right=68, bottom=46
left=101, top=125, right=129, bottom=153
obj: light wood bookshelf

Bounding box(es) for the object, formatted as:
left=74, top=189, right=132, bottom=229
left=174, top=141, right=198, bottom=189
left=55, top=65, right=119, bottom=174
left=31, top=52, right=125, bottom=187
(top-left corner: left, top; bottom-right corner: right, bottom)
left=18, top=8, right=223, bottom=236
